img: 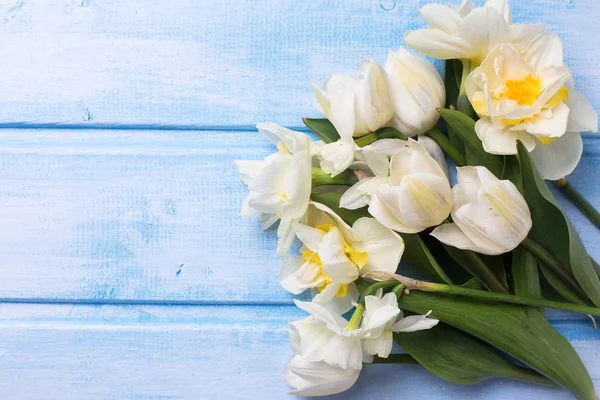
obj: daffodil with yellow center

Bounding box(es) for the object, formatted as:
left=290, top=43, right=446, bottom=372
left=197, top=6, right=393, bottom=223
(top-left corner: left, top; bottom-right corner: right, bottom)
left=280, top=202, right=404, bottom=314
left=466, top=34, right=598, bottom=181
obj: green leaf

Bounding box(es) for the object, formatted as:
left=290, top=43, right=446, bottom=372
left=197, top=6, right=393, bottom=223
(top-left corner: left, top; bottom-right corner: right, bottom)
left=354, top=127, right=407, bottom=147
left=394, top=323, right=556, bottom=387
left=539, top=262, right=589, bottom=305
left=400, top=233, right=454, bottom=285
left=443, top=245, right=509, bottom=293
left=517, top=141, right=600, bottom=307
left=398, top=291, right=597, bottom=399
left=512, top=246, right=541, bottom=299
left=438, top=108, right=504, bottom=177
left=310, top=192, right=369, bottom=225
left=502, top=155, right=523, bottom=192
left=302, top=118, right=340, bottom=144
left=481, top=255, right=508, bottom=288
left=444, top=59, right=461, bottom=110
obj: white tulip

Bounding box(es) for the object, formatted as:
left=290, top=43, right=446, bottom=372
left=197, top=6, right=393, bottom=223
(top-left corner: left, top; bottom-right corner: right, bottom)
left=313, top=59, right=394, bottom=141
left=431, top=166, right=532, bottom=255
left=466, top=35, right=598, bottom=180
left=280, top=202, right=404, bottom=314
left=404, top=0, right=545, bottom=63
left=283, top=355, right=361, bottom=397
left=366, top=139, right=453, bottom=233
left=361, top=290, right=439, bottom=358
left=235, top=123, right=318, bottom=257
left=385, top=48, right=446, bottom=136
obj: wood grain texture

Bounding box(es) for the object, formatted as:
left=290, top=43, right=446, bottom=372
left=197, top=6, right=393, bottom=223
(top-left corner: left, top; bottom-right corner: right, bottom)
left=0, top=0, right=596, bottom=126
left=0, top=304, right=596, bottom=400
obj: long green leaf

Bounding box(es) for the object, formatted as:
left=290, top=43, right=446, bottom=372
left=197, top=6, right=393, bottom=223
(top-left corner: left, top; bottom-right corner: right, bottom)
left=512, top=246, right=541, bottom=299
left=400, top=233, right=454, bottom=284
left=443, top=245, right=509, bottom=293
left=517, top=141, right=600, bottom=307
left=539, top=262, right=589, bottom=305
left=394, top=323, right=556, bottom=387
left=438, top=109, right=504, bottom=177
left=502, top=155, right=523, bottom=192
left=302, top=118, right=340, bottom=143
left=398, top=291, right=596, bottom=399
left=444, top=59, right=461, bottom=111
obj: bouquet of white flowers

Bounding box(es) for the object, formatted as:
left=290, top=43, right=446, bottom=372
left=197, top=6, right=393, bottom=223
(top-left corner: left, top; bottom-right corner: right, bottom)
left=236, top=1, right=600, bottom=398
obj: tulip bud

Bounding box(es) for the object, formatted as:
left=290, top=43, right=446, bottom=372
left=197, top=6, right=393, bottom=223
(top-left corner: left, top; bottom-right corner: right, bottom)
left=431, top=166, right=532, bottom=255
left=385, top=48, right=445, bottom=137
left=313, top=59, right=394, bottom=140
left=368, top=139, right=453, bottom=233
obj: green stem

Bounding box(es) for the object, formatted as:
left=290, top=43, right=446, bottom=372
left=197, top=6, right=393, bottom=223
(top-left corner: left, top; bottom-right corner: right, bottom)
left=555, top=177, right=600, bottom=231
left=426, top=127, right=467, bottom=166
left=354, top=127, right=407, bottom=147
left=457, top=59, right=475, bottom=118
left=462, top=251, right=510, bottom=294
left=311, top=167, right=358, bottom=187
left=520, top=237, right=586, bottom=300
left=389, top=274, right=600, bottom=317
left=346, top=280, right=400, bottom=329
left=371, top=354, right=419, bottom=364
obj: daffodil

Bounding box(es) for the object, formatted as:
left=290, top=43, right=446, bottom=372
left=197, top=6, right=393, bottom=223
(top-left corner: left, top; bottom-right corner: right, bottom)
left=361, top=290, right=439, bottom=358
left=431, top=166, right=532, bottom=255
left=313, top=59, right=394, bottom=140
left=404, top=0, right=545, bottom=64
left=466, top=34, right=598, bottom=179
left=280, top=202, right=404, bottom=314
left=385, top=48, right=446, bottom=136
left=235, top=123, right=320, bottom=257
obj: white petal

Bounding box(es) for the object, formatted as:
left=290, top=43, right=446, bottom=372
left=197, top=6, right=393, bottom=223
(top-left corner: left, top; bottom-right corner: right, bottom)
left=395, top=174, right=453, bottom=229
left=475, top=117, right=536, bottom=155
left=484, top=0, right=511, bottom=24
left=530, top=132, right=583, bottom=180
left=281, top=148, right=312, bottom=219
left=364, top=332, right=394, bottom=358
left=392, top=313, right=439, bottom=332
left=340, top=182, right=370, bottom=210
left=404, top=28, right=472, bottom=60
left=369, top=187, right=422, bottom=234
left=277, top=218, right=297, bottom=257
left=247, top=153, right=291, bottom=214
left=259, top=213, right=279, bottom=230
left=357, top=59, right=394, bottom=132
left=293, top=223, right=325, bottom=252
left=329, top=83, right=357, bottom=142
left=363, top=304, right=400, bottom=331
left=241, top=197, right=258, bottom=218
left=293, top=299, right=348, bottom=328
left=430, top=223, right=501, bottom=255
left=419, top=4, right=463, bottom=33
left=361, top=148, right=392, bottom=177
left=454, top=7, right=510, bottom=61
left=524, top=102, right=570, bottom=138
left=565, top=88, right=598, bottom=133
left=234, top=159, right=265, bottom=185
left=509, top=23, right=546, bottom=47
left=314, top=283, right=359, bottom=315
left=257, top=122, right=308, bottom=153
left=351, top=217, right=404, bottom=275
left=308, top=201, right=361, bottom=243
left=318, top=140, right=356, bottom=177
left=527, top=32, right=564, bottom=69
left=418, top=135, right=449, bottom=179
left=284, top=355, right=360, bottom=397
left=280, top=256, right=306, bottom=295
left=319, top=228, right=360, bottom=284
left=457, top=0, right=475, bottom=16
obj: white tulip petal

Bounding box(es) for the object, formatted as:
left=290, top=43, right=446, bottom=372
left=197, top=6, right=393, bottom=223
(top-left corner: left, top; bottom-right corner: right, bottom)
left=418, top=135, right=450, bottom=179
left=509, top=23, right=546, bottom=47
left=368, top=191, right=420, bottom=233
left=530, top=132, right=583, bottom=180
left=284, top=355, right=360, bottom=397
left=404, top=28, right=472, bottom=60
left=524, top=102, right=570, bottom=137
left=319, top=228, right=360, bottom=284
left=358, top=59, right=394, bottom=132
left=318, top=140, right=356, bottom=177
left=453, top=203, right=510, bottom=254
left=328, top=84, right=357, bottom=142
left=396, top=174, right=453, bottom=229
left=566, top=88, right=598, bottom=133
left=527, top=32, right=564, bottom=69
left=420, top=4, right=463, bottom=33
left=340, top=182, right=370, bottom=210
left=430, top=223, right=499, bottom=254
left=361, top=148, right=392, bottom=177
left=280, top=256, right=306, bottom=295
left=475, top=117, right=536, bottom=155
left=352, top=217, right=404, bottom=275
left=484, top=0, right=511, bottom=24
left=392, top=313, right=440, bottom=332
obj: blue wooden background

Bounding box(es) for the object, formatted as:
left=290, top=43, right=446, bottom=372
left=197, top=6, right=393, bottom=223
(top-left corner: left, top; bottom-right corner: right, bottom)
left=0, top=0, right=598, bottom=398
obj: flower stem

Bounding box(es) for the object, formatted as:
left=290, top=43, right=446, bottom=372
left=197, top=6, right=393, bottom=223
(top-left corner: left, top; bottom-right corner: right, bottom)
left=555, top=177, right=600, bottom=231
left=457, top=59, right=475, bottom=118
left=459, top=250, right=510, bottom=294
left=354, top=127, right=408, bottom=147
left=371, top=354, right=419, bottom=364
left=520, top=236, right=587, bottom=300
left=345, top=280, right=400, bottom=330
left=311, top=167, right=358, bottom=187
left=426, top=127, right=466, bottom=166
left=380, top=274, right=600, bottom=317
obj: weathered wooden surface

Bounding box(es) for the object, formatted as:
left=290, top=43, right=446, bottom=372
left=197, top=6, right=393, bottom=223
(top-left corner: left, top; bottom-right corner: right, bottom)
left=0, top=0, right=598, bottom=398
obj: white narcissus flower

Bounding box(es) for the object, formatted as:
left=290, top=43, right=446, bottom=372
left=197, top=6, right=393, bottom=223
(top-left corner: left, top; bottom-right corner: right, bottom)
left=313, top=59, right=394, bottom=141
left=404, top=0, right=545, bottom=63
left=361, top=290, right=439, bottom=358
left=235, top=123, right=320, bottom=257
left=466, top=35, right=598, bottom=180
left=363, top=139, right=453, bottom=233
left=431, top=166, right=532, bottom=255
left=280, top=202, right=404, bottom=314
left=385, top=48, right=446, bottom=137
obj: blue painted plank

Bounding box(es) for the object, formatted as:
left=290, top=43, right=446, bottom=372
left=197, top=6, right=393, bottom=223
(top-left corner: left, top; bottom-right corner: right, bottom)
left=0, top=304, right=596, bottom=400
left=0, top=0, right=597, bottom=126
